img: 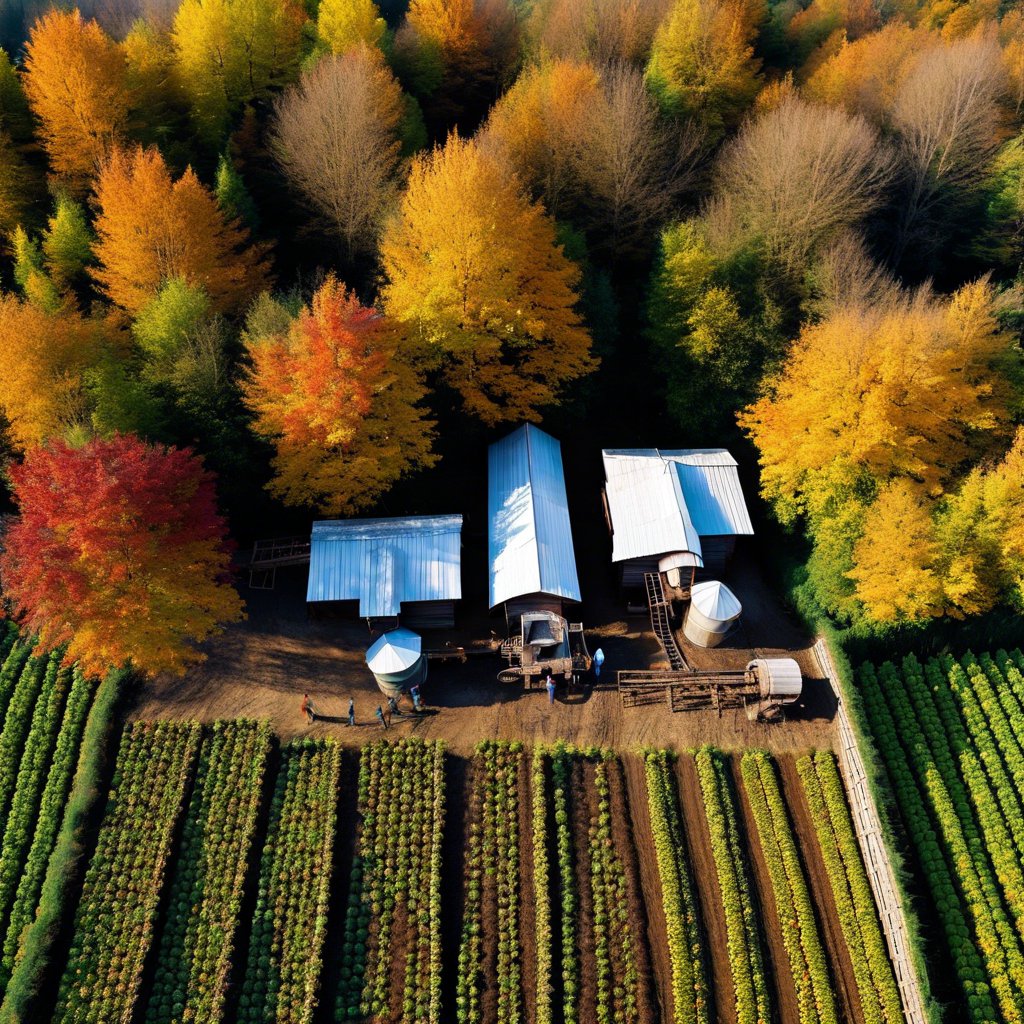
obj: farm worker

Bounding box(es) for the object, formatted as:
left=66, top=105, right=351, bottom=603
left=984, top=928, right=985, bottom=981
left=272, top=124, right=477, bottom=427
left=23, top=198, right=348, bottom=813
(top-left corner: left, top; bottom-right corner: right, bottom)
left=594, top=648, right=605, bottom=679
left=546, top=673, right=556, bottom=704
left=347, top=698, right=355, bottom=726
left=388, top=695, right=403, bottom=717
left=411, top=686, right=422, bottom=713
left=376, top=705, right=389, bottom=730
left=301, top=693, right=317, bottom=724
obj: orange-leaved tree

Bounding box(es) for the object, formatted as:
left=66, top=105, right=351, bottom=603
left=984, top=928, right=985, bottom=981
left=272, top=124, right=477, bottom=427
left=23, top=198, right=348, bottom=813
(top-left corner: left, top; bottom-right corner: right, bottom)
left=380, top=133, right=596, bottom=424
left=243, top=276, right=436, bottom=514
left=22, top=9, right=130, bottom=190
left=0, top=433, right=244, bottom=677
left=0, top=292, right=111, bottom=448
left=91, top=144, right=268, bottom=315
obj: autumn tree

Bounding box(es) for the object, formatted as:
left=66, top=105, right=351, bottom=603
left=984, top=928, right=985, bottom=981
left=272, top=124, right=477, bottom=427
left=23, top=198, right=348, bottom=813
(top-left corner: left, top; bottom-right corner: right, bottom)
left=243, top=276, right=436, bottom=513
left=22, top=10, right=130, bottom=190
left=0, top=49, right=36, bottom=242
left=317, top=0, right=388, bottom=54
left=740, top=279, right=1015, bottom=622
left=483, top=59, right=698, bottom=255
left=645, top=0, right=762, bottom=138
left=380, top=133, right=596, bottom=424
left=0, top=434, right=244, bottom=677
left=0, top=293, right=109, bottom=447
left=172, top=0, right=305, bottom=143
left=122, top=19, right=187, bottom=150
left=714, top=95, right=894, bottom=273
left=91, top=144, right=268, bottom=314
left=41, top=192, right=94, bottom=289
left=891, top=35, right=1008, bottom=259
left=271, top=47, right=405, bottom=259
left=524, top=0, right=671, bottom=64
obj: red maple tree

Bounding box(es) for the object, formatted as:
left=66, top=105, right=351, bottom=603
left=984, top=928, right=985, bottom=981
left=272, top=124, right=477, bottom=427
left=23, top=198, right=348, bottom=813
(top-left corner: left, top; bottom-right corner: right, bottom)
left=0, top=434, right=244, bottom=678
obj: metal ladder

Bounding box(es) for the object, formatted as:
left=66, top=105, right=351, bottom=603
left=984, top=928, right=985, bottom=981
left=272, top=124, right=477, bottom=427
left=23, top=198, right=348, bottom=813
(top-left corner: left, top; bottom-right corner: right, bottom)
left=644, top=572, right=687, bottom=670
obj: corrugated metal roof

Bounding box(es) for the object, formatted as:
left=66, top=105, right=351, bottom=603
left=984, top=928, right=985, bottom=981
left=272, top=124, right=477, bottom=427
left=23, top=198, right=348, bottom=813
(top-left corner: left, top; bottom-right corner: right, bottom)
left=602, top=453, right=704, bottom=565
left=489, top=424, right=581, bottom=608
left=603, top=449, right=753, bottom=564
left=306, top=515, right=462, bottom=616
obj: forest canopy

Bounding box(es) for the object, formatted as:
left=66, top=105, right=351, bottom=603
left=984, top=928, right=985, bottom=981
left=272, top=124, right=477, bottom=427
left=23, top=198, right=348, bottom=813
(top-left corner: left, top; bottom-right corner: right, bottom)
left=0, top=0, right=1023, bottom=670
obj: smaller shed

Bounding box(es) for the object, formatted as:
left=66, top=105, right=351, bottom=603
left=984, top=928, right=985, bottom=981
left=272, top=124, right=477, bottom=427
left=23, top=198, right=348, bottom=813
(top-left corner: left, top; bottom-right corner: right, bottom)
left=306, top=515, right=462, bottom=629
left=489, top=424, right=581, bottom=623
left=366, top=628, right=427, bottom=698
left=683, top=580, right=742, bottom=648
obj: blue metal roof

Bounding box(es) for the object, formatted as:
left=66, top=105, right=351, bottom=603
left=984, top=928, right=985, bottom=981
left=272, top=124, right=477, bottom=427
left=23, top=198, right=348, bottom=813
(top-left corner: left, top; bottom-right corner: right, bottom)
left=306, top=515, right=462, bottom=616
left=488, top=424, right=581, bottom=609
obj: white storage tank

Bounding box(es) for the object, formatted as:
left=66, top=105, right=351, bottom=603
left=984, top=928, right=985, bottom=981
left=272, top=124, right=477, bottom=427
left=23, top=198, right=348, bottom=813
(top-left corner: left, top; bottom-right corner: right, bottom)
left=682, top=580, right=741, bottom=648
left=365, top=628, right=427, bottom=698
left=746, top=658, right=802, bottom=705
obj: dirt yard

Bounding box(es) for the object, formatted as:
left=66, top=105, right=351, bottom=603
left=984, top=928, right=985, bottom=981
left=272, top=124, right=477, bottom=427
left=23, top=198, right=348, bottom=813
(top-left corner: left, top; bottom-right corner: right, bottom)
left=129, top=552, right=838, bottom=756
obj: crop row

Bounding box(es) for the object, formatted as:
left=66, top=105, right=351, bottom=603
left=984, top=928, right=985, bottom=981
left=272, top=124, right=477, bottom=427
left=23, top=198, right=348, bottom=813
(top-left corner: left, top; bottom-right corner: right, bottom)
left=456, top=740, right=523, bottom=1024
left=531, top=747, right=554, bottom=1024
left=740, top=751, right=836, bottom=1024
left=796, top=751, right=902, bottom=1024
left=589, top=754, right=640, bottom=1024
left=335, top=738, right=445, bottom=1023
left=879, top=656, right=1024, bottom=1021
left=146, top=720, right=272, bottom=1024
left=550, top=742, right=580, bottom=1024
left=694, top=747, right=770, bottom=1024
left=0, top=666, right=94, bottom=991
left=53, top=720, right=201, bottom=1023
left=239, top=737, right=340, bottom=1024
left=859, top=661, right=999, bottom=1024
left=643, top=750, right=708, bottom=1024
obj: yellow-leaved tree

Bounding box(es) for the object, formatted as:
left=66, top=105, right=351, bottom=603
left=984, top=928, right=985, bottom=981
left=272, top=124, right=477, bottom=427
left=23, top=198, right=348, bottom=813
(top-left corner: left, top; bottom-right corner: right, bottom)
left=243, top=277, right=436, bottom=513
left=22, top=9, right=130, bottom=190
left=172, top=0, right=305, bottom=143
left=0, top=293, right=110, bottom=448
left=317, top=0, right=388, bottom=54
left=91, top=145, right=268, bottom=315
left=740, top=278, right=1019, bottom=622
left=380, top=133, right=596, bottom=424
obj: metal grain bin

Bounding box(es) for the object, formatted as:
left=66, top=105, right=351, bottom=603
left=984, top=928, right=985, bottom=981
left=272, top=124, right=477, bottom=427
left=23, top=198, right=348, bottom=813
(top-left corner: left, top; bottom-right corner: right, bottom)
left=682, top=580, right=742, bottom=648
left=366, top=628, right=427, bottom=698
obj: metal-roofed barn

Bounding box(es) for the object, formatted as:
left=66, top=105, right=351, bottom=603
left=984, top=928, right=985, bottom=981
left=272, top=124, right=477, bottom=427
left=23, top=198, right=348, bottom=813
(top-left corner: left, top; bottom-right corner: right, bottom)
left=306, top=515, right=462, bottom=629
left=602, top=449, right=754, bottom=590
left=488, top=424, right=581, bottom=623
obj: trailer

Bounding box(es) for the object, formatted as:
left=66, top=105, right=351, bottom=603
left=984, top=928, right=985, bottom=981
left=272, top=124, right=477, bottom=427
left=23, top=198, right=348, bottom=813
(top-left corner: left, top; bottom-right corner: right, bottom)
left=497, top=612, right=592, bottom=686
left=616, top=657, right=803, bottom=721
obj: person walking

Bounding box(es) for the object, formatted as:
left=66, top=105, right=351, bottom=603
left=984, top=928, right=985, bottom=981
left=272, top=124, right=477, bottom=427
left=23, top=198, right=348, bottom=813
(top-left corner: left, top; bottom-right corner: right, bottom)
left=546, top=673, right=556, bottom=705
left=411, top=686, right=422, bottom=713
left=387, top=695, right=403, bottom=718
left=347, top=698, right=355, bottom=726
left=301, top=693, right=317, bottom=724
left=376, top=704, right=389, bottom=730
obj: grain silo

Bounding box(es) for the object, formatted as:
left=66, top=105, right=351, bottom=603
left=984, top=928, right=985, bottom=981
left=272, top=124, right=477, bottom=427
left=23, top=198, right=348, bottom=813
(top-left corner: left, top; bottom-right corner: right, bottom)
left=365, top=628, right=427, bottom=698
left=682, top=580, right=742, bottom=648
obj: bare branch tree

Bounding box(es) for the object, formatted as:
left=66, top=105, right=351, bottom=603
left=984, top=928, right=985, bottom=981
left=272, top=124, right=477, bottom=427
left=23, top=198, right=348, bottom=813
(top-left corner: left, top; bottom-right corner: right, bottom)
left=526, top=0, right=671, bottom=65
left=271, top=47, right=405, bottom=261
left=804, top=231, right=901, bottom=319
left=715, top=94, right=895, bottom=273
left=892, top=34, right=1008, bottom=258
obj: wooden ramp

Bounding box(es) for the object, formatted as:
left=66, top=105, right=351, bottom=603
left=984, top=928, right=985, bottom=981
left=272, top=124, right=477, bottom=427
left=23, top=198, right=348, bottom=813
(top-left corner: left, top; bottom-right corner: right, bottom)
left=644, top=572, right=687, bottom=670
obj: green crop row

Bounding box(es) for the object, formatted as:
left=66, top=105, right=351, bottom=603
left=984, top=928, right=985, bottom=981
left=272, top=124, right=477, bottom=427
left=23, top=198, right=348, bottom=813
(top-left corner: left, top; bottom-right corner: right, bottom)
left=531, top=746, right=554, bottom=1024
left=239, top=737, right=340, bottom=1024
left=146, top=719, right=271, bottom=1024
left=0, top=664, right=91, bottom=986
left=643, top=749, right=708, bottom=1024
left=859, top=662, right=999, bottom=1024
left=590, top=754, right=639, bottom=1024
left=335, top=738, right=445, bottom=1024
left=796, top=751, right=903, bottom=1024
left=551, top=742, right=579, bottom=1024
left=456, top=740, right=523, bottom=1024
left=693, top=747, right=770, bottom=1024
left=740, top=751, right=836, bottom=1024
left=53, top=720, right=201, bottom=1024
